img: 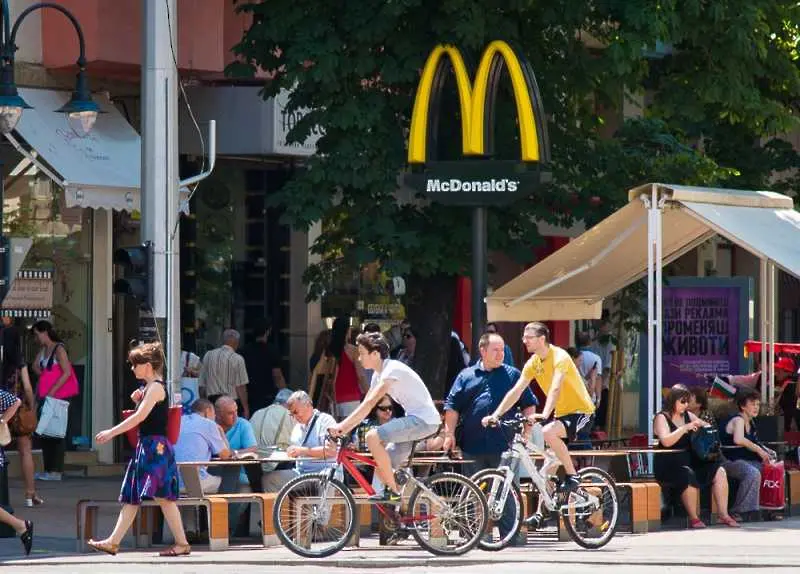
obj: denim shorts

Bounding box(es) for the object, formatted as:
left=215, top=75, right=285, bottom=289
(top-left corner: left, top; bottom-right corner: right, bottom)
left=376, top=415, right=440, bottom=468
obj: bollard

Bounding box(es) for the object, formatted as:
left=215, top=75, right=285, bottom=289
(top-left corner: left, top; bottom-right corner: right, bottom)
left=0, top=462, right=16, bottom=537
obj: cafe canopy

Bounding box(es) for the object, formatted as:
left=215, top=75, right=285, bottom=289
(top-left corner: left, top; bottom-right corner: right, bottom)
left=487, top=183, right=800, bottom=439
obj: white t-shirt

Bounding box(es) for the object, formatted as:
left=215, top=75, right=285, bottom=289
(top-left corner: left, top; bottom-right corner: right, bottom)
left=290, top=410, right=337, bottom=474
left=578, top=349, right=602, bottom=380
left=371, top=359, right=440, bottom=425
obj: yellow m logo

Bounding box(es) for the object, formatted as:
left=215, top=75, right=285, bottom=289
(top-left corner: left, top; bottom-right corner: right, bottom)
left=408, top=40, right=549, bottom=165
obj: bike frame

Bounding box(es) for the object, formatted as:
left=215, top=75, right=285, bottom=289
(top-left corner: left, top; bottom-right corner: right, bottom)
left=325, top=443, right=436, bottom=525
left=488, top=425, right=596, bottom=516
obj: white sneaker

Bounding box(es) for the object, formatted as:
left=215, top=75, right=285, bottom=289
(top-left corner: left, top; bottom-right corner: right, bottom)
left=34, top=472, right=49, bottom=481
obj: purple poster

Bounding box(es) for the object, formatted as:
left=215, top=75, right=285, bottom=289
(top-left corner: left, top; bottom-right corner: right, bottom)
left=662, top=286, right=741, bottom=388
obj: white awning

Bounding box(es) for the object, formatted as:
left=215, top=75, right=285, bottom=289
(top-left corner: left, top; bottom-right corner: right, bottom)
left=4, top=88, right=141, bottom=212
left=487, top=184, right=800, bottom=321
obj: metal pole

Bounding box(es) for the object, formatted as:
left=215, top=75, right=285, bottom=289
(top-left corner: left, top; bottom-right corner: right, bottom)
left=645, top=191, right=654, bottom=443
left=768, top=261, right=776, bottom=407
left=759, top=259, right=767, bottom=401
left=471, top=206, right=487, bottom=359
left=142, top=0, right=180, bottom=398
left=655, top=195, right=663, bottom=415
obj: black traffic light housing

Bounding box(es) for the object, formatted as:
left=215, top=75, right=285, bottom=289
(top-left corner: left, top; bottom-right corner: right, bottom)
left=113, top=241, right=154, bottom=308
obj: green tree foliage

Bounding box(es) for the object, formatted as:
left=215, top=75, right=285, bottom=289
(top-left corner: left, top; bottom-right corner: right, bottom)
left=229, top=0, right=800, bottom=395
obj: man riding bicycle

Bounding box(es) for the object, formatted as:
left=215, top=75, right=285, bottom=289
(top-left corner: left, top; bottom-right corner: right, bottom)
left=483, top=322, right=594, bottom=497
left=329, top=332, right=441, bottom=503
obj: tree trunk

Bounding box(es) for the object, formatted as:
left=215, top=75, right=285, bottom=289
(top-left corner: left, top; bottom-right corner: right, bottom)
left=405, top=273, right=457, bottom=400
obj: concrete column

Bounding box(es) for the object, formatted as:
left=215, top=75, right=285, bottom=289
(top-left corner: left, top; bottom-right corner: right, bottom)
left=91, top=209, right=114, bottom=463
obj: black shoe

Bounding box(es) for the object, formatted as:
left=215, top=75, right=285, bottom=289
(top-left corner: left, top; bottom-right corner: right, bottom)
left=524, top=512, right=544, bottom=530
left=19, top=521, right=33, bottom=556
left=558, top=475, right=581, bottom=495
left=368, top=489, right=401, bottom=504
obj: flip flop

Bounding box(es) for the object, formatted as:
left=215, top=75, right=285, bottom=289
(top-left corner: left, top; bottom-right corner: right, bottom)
left=87, top=538, right=119, bottom=556
left=159, top=544, right=191, bottom=557
left=19, top=521, right=33, bottom=556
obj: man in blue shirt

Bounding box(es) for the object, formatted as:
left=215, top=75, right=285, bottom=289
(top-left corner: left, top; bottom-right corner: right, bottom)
left=174, top=398, right=231, bottom=494
left=214, top=395, right=258, bottom=536
left=443, top=332, right=537, bottom=543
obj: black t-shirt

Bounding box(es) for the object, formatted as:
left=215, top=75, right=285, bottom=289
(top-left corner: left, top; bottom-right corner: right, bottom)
left=240, top=341, right=281, bottom=412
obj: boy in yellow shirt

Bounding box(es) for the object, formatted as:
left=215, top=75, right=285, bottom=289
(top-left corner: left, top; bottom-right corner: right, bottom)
left=483, top=321, right=594, bottom=499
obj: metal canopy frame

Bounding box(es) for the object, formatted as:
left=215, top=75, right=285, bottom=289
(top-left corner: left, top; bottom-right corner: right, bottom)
left=644, top=184, right=782, bottom=443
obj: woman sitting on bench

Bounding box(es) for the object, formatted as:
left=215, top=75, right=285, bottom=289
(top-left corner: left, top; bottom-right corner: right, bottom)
left=653, top=384, right=739, bottom=529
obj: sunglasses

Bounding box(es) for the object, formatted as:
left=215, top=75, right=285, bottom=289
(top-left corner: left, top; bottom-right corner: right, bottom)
left=678, top=398, right=689, bottom=404
left=376, top=405, right=393, bottom=412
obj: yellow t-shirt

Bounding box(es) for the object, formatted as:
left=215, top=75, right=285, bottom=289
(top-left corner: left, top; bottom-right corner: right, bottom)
left=522, top=345, right=595, bottom=417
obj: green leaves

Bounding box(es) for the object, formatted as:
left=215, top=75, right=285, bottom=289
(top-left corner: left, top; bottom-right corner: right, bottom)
left=230, top=0, right=800, bottom=300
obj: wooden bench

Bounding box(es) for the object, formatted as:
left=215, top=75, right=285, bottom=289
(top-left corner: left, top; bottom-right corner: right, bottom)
left=76, top=492, right=279, bottom=553
left=616, top=482, right=661, bottom=533
left=76, top=498, right=229, bottom=552
left=786, top=469, right=800, bottom=516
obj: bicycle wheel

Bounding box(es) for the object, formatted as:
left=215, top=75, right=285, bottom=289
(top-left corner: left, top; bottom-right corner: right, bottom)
left=272, top=472, right=357, bottom=558
left=471, top=469, right=523, bottom=551
left=407, top=472, right=488, bottom=556
left=561, top=466, right=619, bottom=549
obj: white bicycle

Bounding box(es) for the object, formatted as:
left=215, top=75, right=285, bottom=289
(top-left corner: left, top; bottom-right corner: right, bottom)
left=472, top=414, right=619, bottom=550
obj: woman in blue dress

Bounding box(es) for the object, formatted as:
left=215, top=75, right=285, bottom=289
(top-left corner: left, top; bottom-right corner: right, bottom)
left=88, top=342, right=190, bottom=556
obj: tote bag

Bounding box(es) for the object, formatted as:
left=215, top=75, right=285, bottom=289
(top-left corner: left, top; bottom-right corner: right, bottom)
left=37, top=344, right=79, bottom=400
left=35, top=396, right=70, bottom=438
left=122, top=405, right=182, bottom=448
left=759, top=460, right=785, bottom=510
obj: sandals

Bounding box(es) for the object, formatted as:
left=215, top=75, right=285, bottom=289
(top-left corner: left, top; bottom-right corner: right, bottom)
left=87, top=539, right=119, bottom=556
left=159, top=544, right=191, bottom=557
left=718, top=514, right=740, bottom=528
left=689, top=518, right=707, bottom=529
left=19, top=521, right=33, bottom=556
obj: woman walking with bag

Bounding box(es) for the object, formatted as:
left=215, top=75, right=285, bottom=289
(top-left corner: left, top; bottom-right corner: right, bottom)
left=31, top=320, right=78, bottom=482
left=0, top=388, right=34, bottom=555
left=88, top=342, right=190, bottom=557
left=1, top=326, right=42, bottom=506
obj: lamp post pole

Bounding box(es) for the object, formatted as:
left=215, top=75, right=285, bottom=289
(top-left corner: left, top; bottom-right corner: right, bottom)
left=0, top=0, right=95, bottom=536
left=142, top=0, right=181, bottom=397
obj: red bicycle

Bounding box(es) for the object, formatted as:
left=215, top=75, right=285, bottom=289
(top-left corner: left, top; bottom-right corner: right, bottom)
left=272, top=434, right=488, bottom=558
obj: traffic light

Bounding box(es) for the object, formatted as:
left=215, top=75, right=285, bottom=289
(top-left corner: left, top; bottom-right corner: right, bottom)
left=113, top=241, right=154, bottom=308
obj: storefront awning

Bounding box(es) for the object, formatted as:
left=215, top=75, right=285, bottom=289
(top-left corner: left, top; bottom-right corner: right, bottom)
left=487, top=184, right=800, bottom=321
left=4, top=88, right=140, bottom=212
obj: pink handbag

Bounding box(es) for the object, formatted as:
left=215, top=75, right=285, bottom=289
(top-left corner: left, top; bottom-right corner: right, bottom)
left=37, top=345, right=79, bottom=399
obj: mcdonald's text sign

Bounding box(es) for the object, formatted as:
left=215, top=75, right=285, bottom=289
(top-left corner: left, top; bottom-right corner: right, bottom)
left=405, top=41, right=551, bottom=206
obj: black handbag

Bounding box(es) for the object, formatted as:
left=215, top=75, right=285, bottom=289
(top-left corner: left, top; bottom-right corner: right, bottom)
left=690, top=426, right=722, bottom=462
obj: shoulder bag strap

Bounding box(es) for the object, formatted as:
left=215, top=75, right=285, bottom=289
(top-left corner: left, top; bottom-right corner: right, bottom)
left=46, top=343, right=63, bottom=370
left=301, top=413, right=320, bottom=447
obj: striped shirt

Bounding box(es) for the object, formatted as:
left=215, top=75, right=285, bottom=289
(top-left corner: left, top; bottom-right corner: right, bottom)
left=199, top=345, right=248, bottom=397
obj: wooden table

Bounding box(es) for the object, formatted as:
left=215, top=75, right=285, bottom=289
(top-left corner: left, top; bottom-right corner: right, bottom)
left=178, top=452, right=319, bottom=497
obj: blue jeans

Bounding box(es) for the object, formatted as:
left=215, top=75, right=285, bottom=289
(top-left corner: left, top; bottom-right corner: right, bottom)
left=463, top=452, right=518, bottom=539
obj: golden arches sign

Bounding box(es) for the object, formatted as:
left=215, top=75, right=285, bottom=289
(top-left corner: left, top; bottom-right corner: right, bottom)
left=407, top=40, right=550, bottom=166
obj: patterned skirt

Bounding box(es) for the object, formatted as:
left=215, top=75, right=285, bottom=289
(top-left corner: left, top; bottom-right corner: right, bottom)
left=119, top=435, right=179, bottom=505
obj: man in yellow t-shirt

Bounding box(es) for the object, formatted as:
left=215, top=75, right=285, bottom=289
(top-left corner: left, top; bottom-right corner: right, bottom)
left=483, top=321, right=594, bottom=498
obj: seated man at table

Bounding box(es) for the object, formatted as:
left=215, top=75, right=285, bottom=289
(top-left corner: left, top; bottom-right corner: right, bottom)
left=175, top=398, right=232, bottom=494
left=262, top=390, right=339, bottom=492
left=250, top=388, right=295, bottom=465
left=214, top=395, right=258, bottom=536
left=174, top=398, right=231, bottom=539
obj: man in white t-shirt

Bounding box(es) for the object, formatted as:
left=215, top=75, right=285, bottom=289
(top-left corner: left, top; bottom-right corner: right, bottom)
left=576, top=332, right=602, bottom=405
left=330, top=332, right=440, bottom=502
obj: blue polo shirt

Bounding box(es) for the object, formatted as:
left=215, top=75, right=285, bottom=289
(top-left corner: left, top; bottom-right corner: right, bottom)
left=444, top=362, right=537, bottom=455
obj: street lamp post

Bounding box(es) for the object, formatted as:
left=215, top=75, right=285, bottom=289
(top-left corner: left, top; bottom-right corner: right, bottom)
left=0, top=1, right=96, bottom=537
left=0, top=1, right=100, bottom=136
